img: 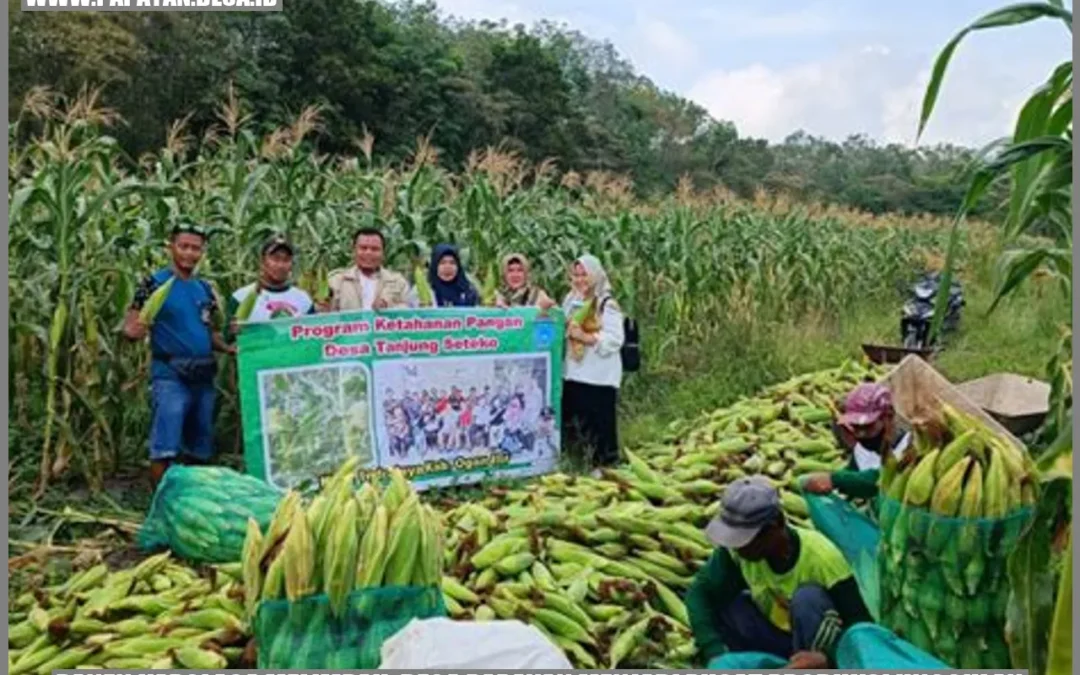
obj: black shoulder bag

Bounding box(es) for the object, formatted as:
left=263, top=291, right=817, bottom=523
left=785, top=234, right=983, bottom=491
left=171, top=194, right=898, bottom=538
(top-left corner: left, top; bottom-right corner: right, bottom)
left=600, top=297, right=641, bottom=373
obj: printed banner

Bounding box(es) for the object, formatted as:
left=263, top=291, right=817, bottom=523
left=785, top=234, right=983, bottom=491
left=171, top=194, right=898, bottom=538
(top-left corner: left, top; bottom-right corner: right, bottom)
left=237, top=307, right=564, bottom=491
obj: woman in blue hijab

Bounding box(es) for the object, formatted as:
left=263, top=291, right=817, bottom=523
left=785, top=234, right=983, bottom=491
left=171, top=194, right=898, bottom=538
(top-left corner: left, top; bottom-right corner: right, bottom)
left=427, top=244, right=480, bottom=307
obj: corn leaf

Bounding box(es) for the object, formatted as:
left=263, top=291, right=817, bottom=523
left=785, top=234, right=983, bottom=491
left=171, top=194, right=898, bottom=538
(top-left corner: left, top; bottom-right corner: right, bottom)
left=1046, top=527, right=1072, bottom=674
left=1036, top=407, right=1073, bottom=475
left=918, top=2, right=1074, bottom=141
left=1007, top=476, right=1070, bottom=675
left=988, top=247, right=1067, bottom=314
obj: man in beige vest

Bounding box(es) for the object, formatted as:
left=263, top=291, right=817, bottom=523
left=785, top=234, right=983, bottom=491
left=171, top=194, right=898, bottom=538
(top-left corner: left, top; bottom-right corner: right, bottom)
left=323, top=228, right=411, bottom=312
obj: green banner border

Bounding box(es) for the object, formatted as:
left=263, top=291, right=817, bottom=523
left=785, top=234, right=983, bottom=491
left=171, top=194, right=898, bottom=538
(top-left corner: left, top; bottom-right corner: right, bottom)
left=236, top=306, right=565, bottom=491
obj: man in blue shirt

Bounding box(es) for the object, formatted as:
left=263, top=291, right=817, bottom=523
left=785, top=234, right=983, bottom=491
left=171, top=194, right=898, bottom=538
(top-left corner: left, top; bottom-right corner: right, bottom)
left=123, top=223, right=234, bottom=489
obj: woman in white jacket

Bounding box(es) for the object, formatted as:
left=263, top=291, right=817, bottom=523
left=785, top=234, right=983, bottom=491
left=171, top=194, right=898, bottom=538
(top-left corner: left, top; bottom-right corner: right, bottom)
left=561, top=254, right=624, bottom=469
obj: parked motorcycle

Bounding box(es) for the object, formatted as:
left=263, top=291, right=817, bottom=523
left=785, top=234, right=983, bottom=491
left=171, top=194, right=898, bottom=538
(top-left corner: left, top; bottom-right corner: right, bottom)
left=900, top=272, right=965, bottom=350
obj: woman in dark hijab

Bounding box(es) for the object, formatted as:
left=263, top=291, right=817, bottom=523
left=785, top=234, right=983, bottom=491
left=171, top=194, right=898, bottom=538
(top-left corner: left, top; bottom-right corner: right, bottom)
left=426, top=243, right=480, bottom=307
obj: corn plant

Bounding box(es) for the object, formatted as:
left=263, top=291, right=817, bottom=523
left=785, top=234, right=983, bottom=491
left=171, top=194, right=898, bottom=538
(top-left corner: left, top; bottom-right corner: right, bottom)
left=9, top=86, right=965, bottom=497
left=916, top=3, right=1073, bottom=673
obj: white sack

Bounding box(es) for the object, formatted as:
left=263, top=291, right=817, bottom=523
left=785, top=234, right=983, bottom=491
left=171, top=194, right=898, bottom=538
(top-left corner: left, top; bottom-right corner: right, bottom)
left=379, top=617, right=573, bottom=669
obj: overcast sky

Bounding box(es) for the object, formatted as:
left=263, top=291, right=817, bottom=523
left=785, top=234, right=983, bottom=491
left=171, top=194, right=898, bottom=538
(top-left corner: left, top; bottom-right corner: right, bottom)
left=431, top=0, right=1071, bottom=148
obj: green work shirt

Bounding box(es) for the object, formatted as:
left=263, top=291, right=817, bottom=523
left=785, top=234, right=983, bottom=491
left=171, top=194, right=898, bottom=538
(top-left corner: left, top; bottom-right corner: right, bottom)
left=685, top=526, right=872, bottom=663
left=830, top=431, right=912, bottom=513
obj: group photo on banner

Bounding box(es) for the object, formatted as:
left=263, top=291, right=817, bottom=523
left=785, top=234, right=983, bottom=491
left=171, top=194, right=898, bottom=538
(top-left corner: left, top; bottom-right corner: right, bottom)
left=237, top=306, right=565, bottom=491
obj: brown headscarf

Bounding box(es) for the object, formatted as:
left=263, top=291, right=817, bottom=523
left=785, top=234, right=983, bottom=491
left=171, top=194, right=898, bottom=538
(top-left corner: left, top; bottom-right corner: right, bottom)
left=499, top=253, right=539, bottom=307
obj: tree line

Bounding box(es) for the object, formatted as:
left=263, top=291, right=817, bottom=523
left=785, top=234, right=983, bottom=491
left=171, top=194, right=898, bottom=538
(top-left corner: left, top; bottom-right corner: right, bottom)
left=9, top=0, right=1004, bottom=217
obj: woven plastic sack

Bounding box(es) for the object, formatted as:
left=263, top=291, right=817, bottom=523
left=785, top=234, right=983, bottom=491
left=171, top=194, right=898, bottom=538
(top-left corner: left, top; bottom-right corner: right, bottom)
left=138, top=465, right=283, bottom=563
left=379, top=618, right=573, bottom=668
left=804, top=494, right=881, bottom=621
left=835, top=623, right=951, bottom=669
left=706, top=652, right=787, bottom=669
left=255, top=586, right=447, bottom=669
left=877, top=495, right=1033, bottom=668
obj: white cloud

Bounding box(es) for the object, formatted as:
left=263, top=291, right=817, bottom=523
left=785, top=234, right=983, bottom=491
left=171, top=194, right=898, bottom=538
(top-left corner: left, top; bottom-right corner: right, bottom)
left=882, top=47, right=1039, bottom=147
left=433, top=0, right=540, bottom=26
left=615, top=13, right=701, bottom=83
left=635, top=17, right=699, bottom=69
left=427, top=0, right=1065, bottom=146
left=881, top=70, right=928, bottom=146
left=687, top=65, right=790, bottom=139
left=688, top=52, right=869, bottom=142
left=687, top=42, right=1053, bottom=147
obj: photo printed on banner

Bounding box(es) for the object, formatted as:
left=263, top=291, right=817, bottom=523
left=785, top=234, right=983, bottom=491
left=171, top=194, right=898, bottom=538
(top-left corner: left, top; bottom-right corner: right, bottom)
left=372, top=353, right=559, bottom=469
left=257, top=362, right=374, bottom=490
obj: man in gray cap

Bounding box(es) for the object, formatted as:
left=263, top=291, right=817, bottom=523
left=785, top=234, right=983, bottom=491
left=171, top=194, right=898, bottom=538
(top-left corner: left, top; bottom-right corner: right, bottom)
left=686, top=476, right=872, bottom=669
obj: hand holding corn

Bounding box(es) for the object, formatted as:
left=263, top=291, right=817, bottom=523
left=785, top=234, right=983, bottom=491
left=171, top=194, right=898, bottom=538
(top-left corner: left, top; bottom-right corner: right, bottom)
left=800, top=473, right=832, bottom=494
left=125, top=316, right=150, bottom=341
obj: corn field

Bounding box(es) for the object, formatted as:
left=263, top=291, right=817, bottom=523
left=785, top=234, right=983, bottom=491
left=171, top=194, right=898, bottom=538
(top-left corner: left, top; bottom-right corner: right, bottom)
left=9, top=87, right=978, bottom=495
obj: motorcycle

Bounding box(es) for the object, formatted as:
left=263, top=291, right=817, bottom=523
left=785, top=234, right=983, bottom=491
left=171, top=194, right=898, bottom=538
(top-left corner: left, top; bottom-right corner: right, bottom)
left=900, top=272, right=965, bottom=350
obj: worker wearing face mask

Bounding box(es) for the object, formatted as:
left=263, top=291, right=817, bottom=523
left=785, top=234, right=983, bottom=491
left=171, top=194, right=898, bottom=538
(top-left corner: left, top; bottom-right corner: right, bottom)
left=801, top=382, right=911, bottom=505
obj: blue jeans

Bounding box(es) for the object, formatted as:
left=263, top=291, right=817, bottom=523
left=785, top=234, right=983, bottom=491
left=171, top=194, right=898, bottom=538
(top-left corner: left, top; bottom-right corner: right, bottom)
left=149, top=377, right=216, bottom=461
left=716, top=585, right=839, bottom=659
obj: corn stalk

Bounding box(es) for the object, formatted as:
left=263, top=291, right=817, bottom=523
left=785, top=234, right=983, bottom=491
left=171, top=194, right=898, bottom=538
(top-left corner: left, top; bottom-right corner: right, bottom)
left=917, top=7, right=1073, bottom=673
left=9, top=86, right=961, bottom=496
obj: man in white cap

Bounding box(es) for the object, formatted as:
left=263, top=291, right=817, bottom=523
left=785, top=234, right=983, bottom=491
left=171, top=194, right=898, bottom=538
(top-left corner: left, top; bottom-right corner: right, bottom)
left=685, top=476, right=873, bottom=669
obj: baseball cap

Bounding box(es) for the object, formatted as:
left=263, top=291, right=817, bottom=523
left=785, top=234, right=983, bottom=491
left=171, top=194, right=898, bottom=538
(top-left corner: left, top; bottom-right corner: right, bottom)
left=261, top=233, right=294, bottom=257
left=704, top=476, right=781, bottom=549
left=838, top=382, right=893, bottom=428
left=170, top=221, right=209, bottom=239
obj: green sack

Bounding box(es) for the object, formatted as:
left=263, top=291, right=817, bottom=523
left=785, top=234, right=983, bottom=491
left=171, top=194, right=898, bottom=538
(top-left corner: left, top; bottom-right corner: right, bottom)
left=255, top=587, right=447, bottom=669
left=138, top=465, right=283, bottom=563
left=804, top=493, right=881, bottom=621
left=706, top=652, right=787, bottom=669
left=836, top=623, right=952, bottom=669
left=877, top=495, right=1032, bottom=669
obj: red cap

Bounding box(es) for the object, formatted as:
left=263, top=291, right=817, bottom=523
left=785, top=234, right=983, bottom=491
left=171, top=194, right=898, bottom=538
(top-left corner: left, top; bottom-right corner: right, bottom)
left=838, top=383, right=893, bottom=428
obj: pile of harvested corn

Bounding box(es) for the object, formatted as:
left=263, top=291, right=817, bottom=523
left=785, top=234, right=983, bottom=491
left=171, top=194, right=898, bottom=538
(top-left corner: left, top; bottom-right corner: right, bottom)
left=10, top=360, right=887, bottom=669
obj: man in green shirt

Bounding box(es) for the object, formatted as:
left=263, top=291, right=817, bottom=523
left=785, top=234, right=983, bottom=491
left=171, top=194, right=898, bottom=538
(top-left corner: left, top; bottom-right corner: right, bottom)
left=686, top=476, right=873, bottom=669
left=801, top=382, right=910, bottom=502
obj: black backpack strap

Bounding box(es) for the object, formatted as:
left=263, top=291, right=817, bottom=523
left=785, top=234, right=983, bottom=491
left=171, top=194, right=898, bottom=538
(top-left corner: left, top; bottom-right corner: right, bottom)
left=196, top=279, right=222, bottom=331
left=196, top=279, right=215, bottom=304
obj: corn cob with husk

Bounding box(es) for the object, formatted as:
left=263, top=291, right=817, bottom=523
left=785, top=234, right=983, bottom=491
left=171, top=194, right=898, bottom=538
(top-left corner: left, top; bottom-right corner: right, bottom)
left=235, top=282, right=261, bottom=322
left=19, top=360, right=899, bottom=670
left=314, top=266, right=330, bottom=305
left=138, top=276, right=176, bottom=326
left=480, top=261, right=498, bottom=306
left=238, top=467, right=443, bottom=605
left=7, top=557, right=250, bottom=672
left=878, top=402, right=1036, bottom=667
left=567, top=298, right=598, bottom=360
left=431, top=360, right=962, bottom=669
left=413, top=264, right=433, bottom=306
